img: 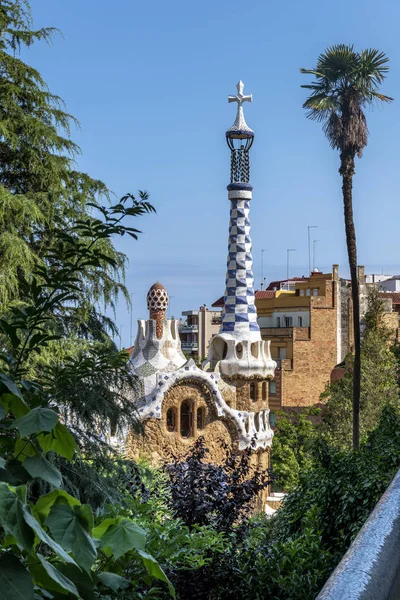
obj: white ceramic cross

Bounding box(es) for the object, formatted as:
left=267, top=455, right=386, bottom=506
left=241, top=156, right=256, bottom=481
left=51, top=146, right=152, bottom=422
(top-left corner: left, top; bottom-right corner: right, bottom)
left=228, top=80, right=252, bottom=106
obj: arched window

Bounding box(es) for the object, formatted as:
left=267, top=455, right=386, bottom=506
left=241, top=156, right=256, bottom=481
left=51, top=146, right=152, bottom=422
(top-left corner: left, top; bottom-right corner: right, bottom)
left=180, top=401, right=192, bottom=438
left=166, top=408, right=176, bottom=432
left=250, top=382, right=256, bottom=401
left=197, top=407, right=205, bottom=430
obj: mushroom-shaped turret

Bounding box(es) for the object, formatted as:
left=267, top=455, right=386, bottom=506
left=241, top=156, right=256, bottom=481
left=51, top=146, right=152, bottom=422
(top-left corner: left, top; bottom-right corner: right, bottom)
left=147, top=282, right=168, bottom=339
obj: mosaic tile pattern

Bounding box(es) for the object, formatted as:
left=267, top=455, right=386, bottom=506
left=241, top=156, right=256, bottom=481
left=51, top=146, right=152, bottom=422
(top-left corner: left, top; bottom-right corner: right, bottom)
left=136, top=359, right=274, bottom=450
left=221, top=197, right=260, bottom=335
left=147, top=282, right=168, bottom=312
left=130, top=318, right=186, bottom=396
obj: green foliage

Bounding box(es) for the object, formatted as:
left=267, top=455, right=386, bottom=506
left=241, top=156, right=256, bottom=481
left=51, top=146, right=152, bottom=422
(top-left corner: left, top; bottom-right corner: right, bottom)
left=301, top=44, right=392, bottom=154
left=270, top=409, right=318, bottom=491
left=320, top=289, right=399, bottom=450
left=0, top=375, right=175, bottom=599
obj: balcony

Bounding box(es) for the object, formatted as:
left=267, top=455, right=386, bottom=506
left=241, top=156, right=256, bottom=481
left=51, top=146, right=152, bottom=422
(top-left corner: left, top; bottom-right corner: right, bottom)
left=181, top=341, right=199, bottom=351
left=261, top=327, right=293, bottom=338
left=179, top=324, right=199, bottom=333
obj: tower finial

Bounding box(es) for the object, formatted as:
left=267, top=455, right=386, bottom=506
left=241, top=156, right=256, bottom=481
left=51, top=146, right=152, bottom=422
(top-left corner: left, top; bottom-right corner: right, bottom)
left=226, top=81, right=254, bottom=139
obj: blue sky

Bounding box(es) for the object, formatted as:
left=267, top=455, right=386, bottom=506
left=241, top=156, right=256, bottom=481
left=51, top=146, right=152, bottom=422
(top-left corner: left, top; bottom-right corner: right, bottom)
left=27, top=0, right=400, bottom=347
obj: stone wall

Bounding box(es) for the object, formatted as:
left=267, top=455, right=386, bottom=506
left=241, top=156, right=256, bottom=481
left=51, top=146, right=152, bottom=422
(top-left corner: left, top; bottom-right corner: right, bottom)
left=280, top=282, right=337, bottom=407
left=127, top=382, right=236, bottom=464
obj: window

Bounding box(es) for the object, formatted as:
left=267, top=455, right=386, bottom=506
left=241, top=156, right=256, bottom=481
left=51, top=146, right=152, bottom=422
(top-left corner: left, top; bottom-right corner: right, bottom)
left=180, top=401, right=192, bottom=438
left=250, top=382, right=256, bottom=401
left=279, top=347, right=287, bottom=359
left=197, top=407, right=205, bottom=430
left=298, top=316, right=303, bottom=327
left=300, top=289, right=305, bottom=296
left=166, top=408, right=176, bottom=432
left=313, top=288, right=318, bottom=296
left=276, top=316, right=280, bottom=328
left=284, top=316, right=293, bottom=327
left=306, top=289, right=311, bottom=296
left=269, top=381, right=277, bottom=395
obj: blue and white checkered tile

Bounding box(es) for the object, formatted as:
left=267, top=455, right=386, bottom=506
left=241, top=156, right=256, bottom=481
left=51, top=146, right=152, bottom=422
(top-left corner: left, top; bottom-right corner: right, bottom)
left=220, top=197, right=260, bottom=336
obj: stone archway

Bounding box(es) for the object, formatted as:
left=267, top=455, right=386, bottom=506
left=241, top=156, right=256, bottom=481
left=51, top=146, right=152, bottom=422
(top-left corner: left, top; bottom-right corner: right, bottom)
left=159, top=382, right=236, bottom=463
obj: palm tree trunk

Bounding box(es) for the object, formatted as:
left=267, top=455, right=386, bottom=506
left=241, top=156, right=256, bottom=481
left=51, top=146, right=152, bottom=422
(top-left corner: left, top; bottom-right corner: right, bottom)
left=340, top=152, right=361, bottom=449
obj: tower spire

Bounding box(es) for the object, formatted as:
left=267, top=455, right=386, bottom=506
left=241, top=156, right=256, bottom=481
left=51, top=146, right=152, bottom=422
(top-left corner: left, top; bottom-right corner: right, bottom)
left=221, top=81, right=258, bottom=339
left=206, top=81, right=275, bottom=380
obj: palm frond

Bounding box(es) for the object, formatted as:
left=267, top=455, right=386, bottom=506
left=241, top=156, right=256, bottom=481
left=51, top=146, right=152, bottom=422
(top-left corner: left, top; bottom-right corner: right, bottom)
left=303, top=95, right=338, bottom=121
left=301, top=44, right=392, bottom=152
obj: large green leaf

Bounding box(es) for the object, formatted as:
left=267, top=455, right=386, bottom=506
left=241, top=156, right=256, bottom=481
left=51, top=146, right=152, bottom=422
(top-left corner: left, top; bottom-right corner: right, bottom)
left=14, top=408, right=59, bottom=438
left=0, top=374, right=24, bottom=400
left=56, top=563, right=96, bottom=600
left=22, top=505, right=77, bottom=566
left=34, top=489, right=80, bottom=523
left=14, top=439, right=37, bottom=461
left=0, top=460, right=30, bottom=486
left=23, top=454, right=62, bottom=487
left=0, top=553, right=34, bottom=600
left=0, top=392, right=29, bottom=418
left=95, top=518, right=146, bottom=560
left=0, top=483, right=34, bottom=552
left=97, top=572, right=130, bottom=592
left=77, top=504, right=94, bottom=532
left=137, top=549, right=176, bottom=598
left=36, top=555, right=80, bottom=598
left=37, top=422, right=77, bottom=460
left=46, top=504, right=97, bottom=573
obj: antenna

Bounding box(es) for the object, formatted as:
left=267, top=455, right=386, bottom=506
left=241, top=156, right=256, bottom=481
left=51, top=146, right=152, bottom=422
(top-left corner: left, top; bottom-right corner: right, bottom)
left=287, top=249, right=297, bottom=290
left=308, top=225, right=318, bottom=275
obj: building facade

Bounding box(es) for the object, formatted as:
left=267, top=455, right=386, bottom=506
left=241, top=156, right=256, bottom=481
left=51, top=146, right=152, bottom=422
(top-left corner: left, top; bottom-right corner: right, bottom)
left=178, top=307, right=222, bottom=360
left=214, top=265, right=400, bottom=411
left=127, top=82, right=276, bottom=483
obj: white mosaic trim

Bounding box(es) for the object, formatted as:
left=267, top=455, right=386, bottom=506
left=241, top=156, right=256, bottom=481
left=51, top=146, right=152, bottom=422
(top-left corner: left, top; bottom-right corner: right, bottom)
left=136, top=360, right=274, bottom=451
left=228, top=190, right=252, bottom=200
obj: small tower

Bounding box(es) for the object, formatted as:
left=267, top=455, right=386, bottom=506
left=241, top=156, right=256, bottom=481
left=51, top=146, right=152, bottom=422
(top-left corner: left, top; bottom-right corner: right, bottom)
left=207, top=81, right=276, bottom=380
left=130, top=283, right=186, bottom=398
left=147, top=282, right=168, bottom=339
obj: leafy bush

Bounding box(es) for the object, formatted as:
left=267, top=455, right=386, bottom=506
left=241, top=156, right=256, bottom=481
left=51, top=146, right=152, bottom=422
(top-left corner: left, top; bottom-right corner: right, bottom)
left=164, top=437, right=271, bottom=532
left=270, top=409, right=317, bottom=491
left=0, top=373, right=175, bottom=599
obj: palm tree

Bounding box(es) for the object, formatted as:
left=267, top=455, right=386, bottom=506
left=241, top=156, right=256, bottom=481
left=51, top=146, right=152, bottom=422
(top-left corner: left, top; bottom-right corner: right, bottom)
left=301, top=45, right=392, bottom=449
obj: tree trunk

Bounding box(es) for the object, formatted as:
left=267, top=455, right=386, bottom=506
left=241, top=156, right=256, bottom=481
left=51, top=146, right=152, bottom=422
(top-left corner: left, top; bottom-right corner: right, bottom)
left=340, top=152, right=361, bottom=450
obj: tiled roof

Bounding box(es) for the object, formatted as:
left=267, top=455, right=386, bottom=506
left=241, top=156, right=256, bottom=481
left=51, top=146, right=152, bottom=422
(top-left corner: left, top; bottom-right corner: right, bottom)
left=255, top=290, right=275, bottom=299
left=212, top=296, right=224, bottom=308
left=379, top=292, right=400, bottom=304
left=212, top=290, right=275, bottom=308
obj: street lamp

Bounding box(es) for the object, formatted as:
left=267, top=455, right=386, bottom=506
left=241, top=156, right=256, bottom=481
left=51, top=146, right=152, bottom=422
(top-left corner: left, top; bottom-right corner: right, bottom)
left=287, top=249, right=297, bottom=290
left=308, top=225, right=318, bottom=276
left=261, top=249, right=267, bottom=290
left=313, top=240, right=321, bottom=271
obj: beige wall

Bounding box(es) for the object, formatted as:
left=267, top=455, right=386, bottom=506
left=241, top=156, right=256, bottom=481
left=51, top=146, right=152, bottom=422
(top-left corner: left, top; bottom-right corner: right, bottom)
left=198, top=309, right=221, bottom=360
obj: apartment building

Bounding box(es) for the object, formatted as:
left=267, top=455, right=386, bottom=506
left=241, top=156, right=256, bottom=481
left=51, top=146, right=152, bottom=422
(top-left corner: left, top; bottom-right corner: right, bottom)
left=179, top=306, right=222, bottom=360
left=213, top=265, right=400, bottom=411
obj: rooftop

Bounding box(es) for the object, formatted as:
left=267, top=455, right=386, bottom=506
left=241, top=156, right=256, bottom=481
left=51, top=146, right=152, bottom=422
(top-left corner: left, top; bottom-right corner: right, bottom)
left=379, top=292, right=400, bottom=304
